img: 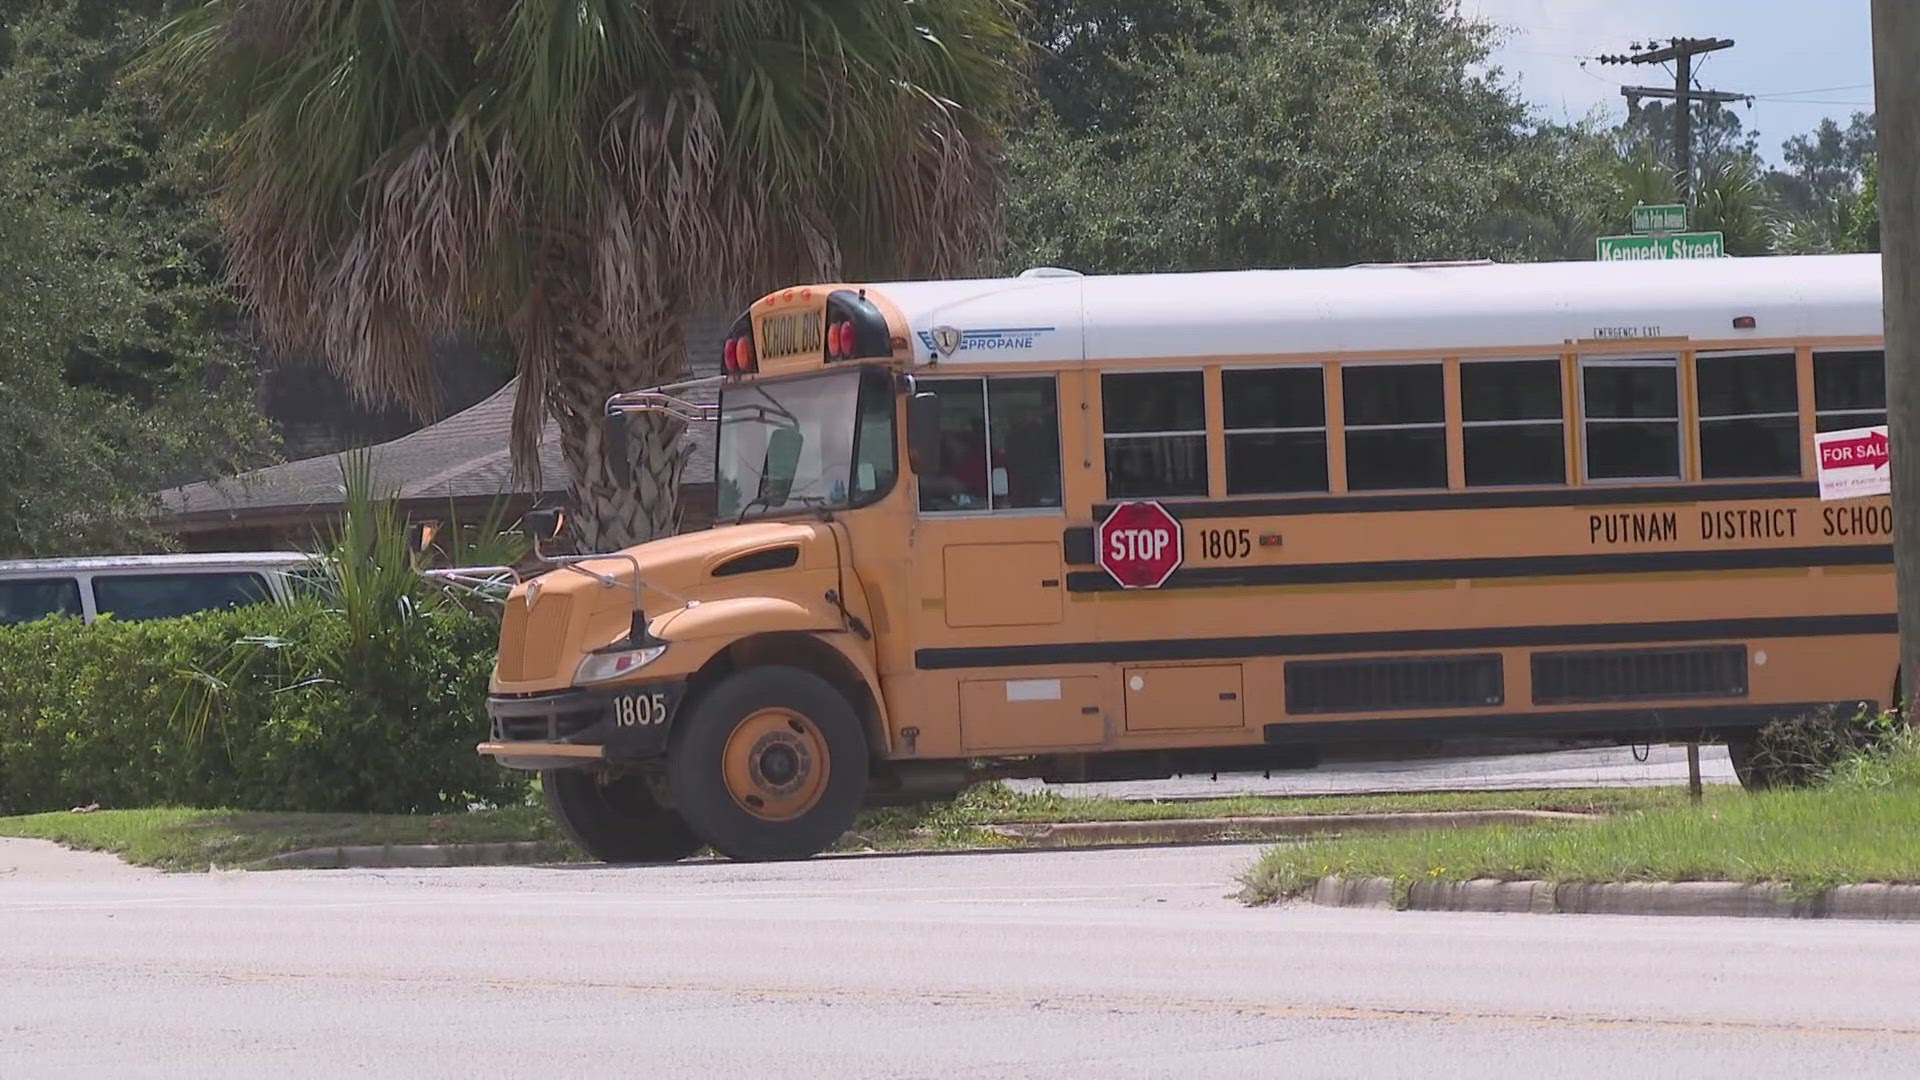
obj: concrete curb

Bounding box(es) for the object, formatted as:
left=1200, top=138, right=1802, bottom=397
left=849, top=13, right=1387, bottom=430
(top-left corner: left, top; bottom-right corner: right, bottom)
left=985, top=809, right=1596, bottom=847
left=262, top=841, right=572, bottom=870
left=1303, top=875, right=1920, bottom=921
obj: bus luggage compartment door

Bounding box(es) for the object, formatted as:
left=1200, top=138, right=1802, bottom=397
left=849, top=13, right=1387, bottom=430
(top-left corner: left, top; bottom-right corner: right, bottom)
left=942, top=542, right=1064, bottom=628
left=1123, top=665, right=1246, bottom=732
left=959, top=676, right=1105, bottom=751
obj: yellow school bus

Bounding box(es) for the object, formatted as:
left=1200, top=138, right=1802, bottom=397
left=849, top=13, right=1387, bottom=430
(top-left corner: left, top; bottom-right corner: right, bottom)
left=473, top=254, right=1894, bottom=862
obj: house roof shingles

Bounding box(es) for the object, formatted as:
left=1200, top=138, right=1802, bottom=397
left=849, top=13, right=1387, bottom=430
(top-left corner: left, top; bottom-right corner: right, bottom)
left=164, top=312, right=731, bottom=523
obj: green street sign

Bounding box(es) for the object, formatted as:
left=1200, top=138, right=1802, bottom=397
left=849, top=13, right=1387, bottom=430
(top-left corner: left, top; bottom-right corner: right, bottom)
left=1632, top=204, right=1687, bottom=234
left=1596, top=231, right=1725, bottom=261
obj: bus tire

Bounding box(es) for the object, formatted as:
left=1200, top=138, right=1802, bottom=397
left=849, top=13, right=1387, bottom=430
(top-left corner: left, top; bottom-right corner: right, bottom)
left=542, top=768, right=703, bottom=863
left=1724, top=735, right=1785, bottom=792
left=667, top=665, right=867, bottom=862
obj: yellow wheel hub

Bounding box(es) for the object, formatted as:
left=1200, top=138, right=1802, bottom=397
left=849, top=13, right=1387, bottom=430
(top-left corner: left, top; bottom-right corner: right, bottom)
left=722, top=708, right=830, bottom=822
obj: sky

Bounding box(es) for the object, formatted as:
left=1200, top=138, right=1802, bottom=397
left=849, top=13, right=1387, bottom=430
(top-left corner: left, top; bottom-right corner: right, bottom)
left=1459, top=0, right=1876, bottom=164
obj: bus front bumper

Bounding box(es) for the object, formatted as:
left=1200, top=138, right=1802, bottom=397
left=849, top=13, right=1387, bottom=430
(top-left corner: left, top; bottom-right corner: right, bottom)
left=480, top=681, right=687, bottom=771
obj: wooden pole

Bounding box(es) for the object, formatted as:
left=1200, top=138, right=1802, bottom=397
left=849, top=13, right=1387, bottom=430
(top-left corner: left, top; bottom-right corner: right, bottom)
left=1874, top=1, right=1920, bottom=717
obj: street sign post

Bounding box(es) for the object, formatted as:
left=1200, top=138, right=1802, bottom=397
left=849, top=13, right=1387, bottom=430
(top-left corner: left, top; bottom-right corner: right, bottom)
left=1816, top=424, right=1891, bottom=500
left=1096, top=501, right=1184, bottom=589
left=1632, top=203, right=1688, bottom=233
left=1595, top=232, right=1726, bottom=261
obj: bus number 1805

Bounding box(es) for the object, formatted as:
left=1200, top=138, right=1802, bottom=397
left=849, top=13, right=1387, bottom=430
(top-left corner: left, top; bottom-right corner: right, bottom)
left=1200, top=528, right=1252, bottom=560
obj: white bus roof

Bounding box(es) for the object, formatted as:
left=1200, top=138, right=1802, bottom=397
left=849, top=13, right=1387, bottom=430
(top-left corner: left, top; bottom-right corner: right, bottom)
left=0, top=552, right=313, bottom=576
left=866, top=253, right=1883, bottom=365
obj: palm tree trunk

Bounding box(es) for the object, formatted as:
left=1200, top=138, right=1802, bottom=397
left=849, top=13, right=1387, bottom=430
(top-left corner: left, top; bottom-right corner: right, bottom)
left=549, top=314, right=689, bottom=552
left=1874, top=0, right=1920, bottom=712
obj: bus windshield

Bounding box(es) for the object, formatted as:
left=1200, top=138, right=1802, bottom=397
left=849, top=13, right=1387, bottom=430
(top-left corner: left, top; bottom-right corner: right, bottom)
left=716, top=368, right=897, bottom=521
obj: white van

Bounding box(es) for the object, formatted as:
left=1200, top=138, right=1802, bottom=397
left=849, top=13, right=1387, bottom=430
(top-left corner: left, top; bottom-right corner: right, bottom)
left=0, top=553, right=314, bottom=625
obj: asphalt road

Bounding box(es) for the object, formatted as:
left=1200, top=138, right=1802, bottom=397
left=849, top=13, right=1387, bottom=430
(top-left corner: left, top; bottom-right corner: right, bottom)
left=5, top=837, right=1918, bottom=1078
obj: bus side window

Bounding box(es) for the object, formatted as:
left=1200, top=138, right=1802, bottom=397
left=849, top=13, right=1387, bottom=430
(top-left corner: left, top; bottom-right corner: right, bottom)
left=1343, top=363, right=1447, bottom=490
left=1582, top=357, right=1681, bottom=481
left=1462, top=359, right=1565, bottom=487
left=988, top=377, right=1062, bottom=509
left=1814, top=350, right=1886, bottom=432
left=919, top=376, right=1063, bottom=513
left=919, top=379, right=989, bottom=512
left=1223, top=367, right=1328, bottom=494
left=1102, top=371, right=1207, bottom=498
left=1696, top=351, right=1799, bottom=479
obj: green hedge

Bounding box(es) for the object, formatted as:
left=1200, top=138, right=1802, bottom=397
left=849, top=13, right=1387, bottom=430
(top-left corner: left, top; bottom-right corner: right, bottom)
left=0, top=602, right=524, bottom=815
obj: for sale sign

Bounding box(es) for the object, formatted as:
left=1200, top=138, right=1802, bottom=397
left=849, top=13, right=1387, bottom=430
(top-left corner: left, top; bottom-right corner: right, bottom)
left=1096, top=501, right=1184, bottom=589
left=1816, top=425, right=1890, bottom=501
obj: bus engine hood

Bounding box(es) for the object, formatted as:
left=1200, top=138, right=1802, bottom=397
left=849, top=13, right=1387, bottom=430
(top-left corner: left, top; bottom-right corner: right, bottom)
left=489, top=522, right=843, bottom=695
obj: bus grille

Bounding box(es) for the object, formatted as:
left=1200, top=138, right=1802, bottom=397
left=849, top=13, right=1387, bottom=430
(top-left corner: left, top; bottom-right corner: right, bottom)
left=1285, top=654, right=1504, bottom=714
left=495, top=595, right=574, bottom=683
left=1532, top=646, right=1747, bottom=705
left=493, top=710, right=599, bottom=743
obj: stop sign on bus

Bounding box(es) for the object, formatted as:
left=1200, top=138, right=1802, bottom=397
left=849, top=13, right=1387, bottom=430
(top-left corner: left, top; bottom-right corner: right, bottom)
left=1097, top=501, right=1184, bottom=589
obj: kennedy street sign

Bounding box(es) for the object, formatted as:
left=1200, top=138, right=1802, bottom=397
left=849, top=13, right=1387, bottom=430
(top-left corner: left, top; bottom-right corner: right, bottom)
left=1595, top=231, right=1725, bottom=261
left=1632, top=204, right=1687, bottom=233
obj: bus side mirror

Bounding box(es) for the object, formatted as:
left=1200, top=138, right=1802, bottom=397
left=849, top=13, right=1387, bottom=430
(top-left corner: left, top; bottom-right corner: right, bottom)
left=907, top=391, right=942, bottom=474
left=604, top=410, right=631, bottom=486
left=523, top=508, right=566, bottom=544
left=406, top=522, right=439, bottom=559
left=758, top=427, right=803, bottom=505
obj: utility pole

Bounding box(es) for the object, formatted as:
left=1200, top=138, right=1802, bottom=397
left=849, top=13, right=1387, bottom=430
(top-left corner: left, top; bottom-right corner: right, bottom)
left=1873, top=0, right=1920, bottom=715
left=1597, top=38, right=1747, bottom=206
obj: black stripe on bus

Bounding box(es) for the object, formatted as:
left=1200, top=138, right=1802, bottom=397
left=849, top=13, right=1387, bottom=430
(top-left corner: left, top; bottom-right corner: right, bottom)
left=1064, top=544, right=1892, bottom=593
left=1088, top=480, right=1818, bottom=523
left=1259, top=701, right=1875, bottom=746
left=911, top=613, right=1896, bottom=671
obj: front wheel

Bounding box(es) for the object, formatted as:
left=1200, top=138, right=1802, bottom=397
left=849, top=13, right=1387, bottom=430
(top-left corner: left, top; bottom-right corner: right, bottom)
left=542, top=768, right=704, bottom=863
left=668, top=666, right=868, bottom=861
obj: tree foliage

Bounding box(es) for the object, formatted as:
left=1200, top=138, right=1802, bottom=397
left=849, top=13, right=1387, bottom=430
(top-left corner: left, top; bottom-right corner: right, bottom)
left=1772, top=111, right=1877, bottom=217
left=1006, top=0, right=1613, bottom=272
left=1008, top=3, right=1880, bottom=270
left=0, top=1, right=274, bottom=558
left=1768, top=112, right=1879, bottom=255
left=146, top=0, right=1026, bottom=549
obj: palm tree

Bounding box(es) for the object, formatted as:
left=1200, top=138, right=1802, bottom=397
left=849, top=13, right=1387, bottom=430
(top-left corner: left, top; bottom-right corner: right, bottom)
left=146, top=1, right=1024, bottom=548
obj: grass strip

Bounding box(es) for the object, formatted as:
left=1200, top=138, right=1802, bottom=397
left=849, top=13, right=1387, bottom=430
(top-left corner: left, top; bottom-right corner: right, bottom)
left=0, top=782, right=1685, bottom=870
left=0, top=806, right=578, bottom=871
left=933, top=784, right=1683, bottom=823
left=836, top=784, right=1680, bottom=852
left=1239, top=742, right=1920, bottom=905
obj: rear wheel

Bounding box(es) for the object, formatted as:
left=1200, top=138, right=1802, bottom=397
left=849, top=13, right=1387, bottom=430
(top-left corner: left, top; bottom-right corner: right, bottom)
left=1724, top=735, right=1781, bottom=791
left=541, top=768, right=703, bottom=863
left=668, top=665, right=867, bottom=861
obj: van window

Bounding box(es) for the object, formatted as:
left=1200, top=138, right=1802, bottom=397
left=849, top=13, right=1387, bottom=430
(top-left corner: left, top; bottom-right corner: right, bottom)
left=0, top=578, right=83, bottom=624
left=92, top=572, right=272, bottom=621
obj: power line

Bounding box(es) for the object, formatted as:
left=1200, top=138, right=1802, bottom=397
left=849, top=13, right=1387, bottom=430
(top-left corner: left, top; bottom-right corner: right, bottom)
left=1751, top=82, right=1873, bottom=97
left=1598, top=38, right=1748, bottom=206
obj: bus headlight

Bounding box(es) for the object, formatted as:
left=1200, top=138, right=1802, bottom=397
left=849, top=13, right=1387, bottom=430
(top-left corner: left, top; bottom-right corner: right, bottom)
left=574, top=644, right=668, bottom=685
